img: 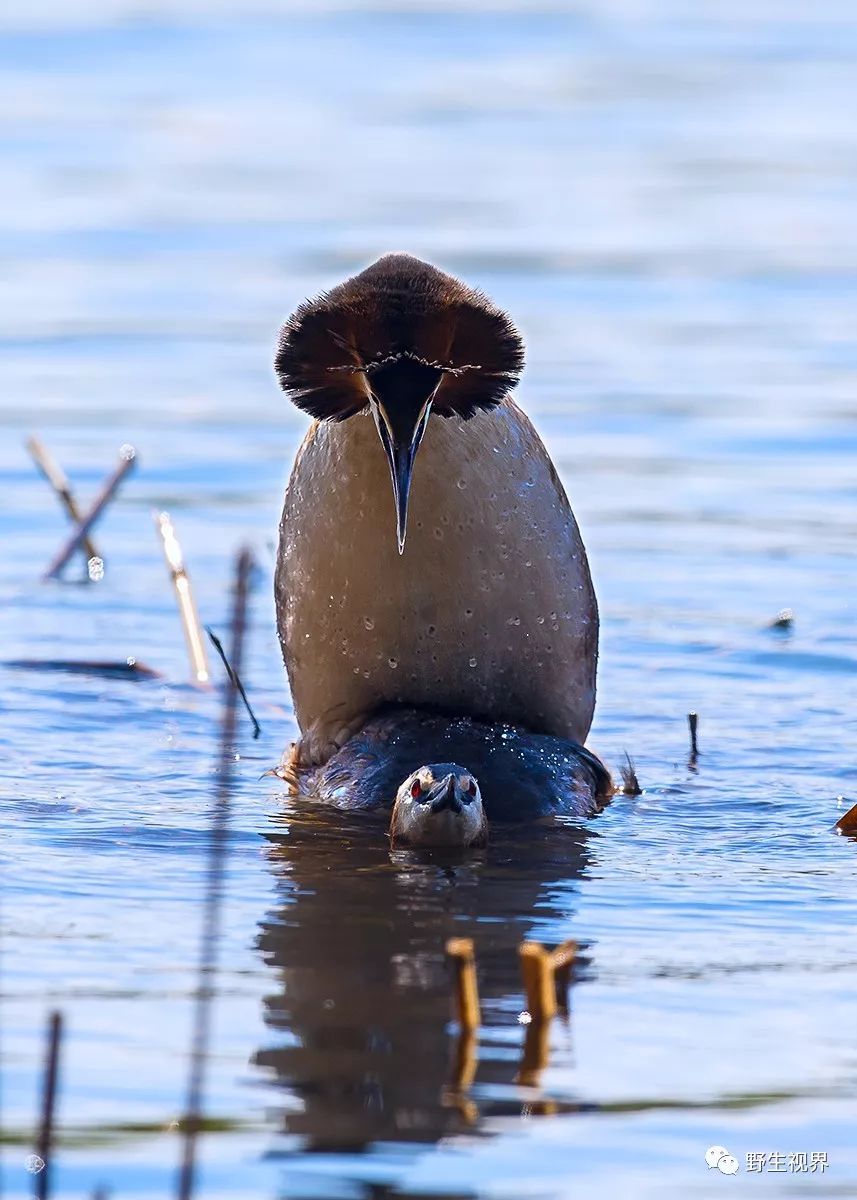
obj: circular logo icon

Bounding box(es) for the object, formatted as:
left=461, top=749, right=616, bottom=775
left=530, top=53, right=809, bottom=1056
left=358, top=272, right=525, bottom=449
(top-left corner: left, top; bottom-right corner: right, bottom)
left=705, top=1146, right=740, bottom=1175
left=718, top=1154, right=740, bottom=1176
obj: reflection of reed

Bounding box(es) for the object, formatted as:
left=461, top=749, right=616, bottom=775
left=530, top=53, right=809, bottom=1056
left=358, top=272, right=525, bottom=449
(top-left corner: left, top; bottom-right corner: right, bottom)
left=177, top=546, right=253, bottom=1200
left=35, top=1010, right=63, bottom=1200
left=256, top=824, right=593, bottom=1155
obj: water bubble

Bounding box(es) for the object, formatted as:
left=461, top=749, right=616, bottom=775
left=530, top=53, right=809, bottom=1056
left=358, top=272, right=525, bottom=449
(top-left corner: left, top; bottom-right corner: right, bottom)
left=507, top=616, right=521, bottom=626
left=456, top=478, right=467, bottom=489
left=388, top=657, right=398, bottom=669
left=464, top=608, right=473, bottom=618
left=469, top=657, right=477, bottom=668
left=119, top=443, right=136, bottom=461
left=363, top=616, right=375, bottom=631
left=87, top=556, right=104, bottom=582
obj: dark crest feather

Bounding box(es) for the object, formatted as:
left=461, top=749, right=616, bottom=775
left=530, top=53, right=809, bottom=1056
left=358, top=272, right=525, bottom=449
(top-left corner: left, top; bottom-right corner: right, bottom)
left=274, top=254, right=525, bottom=422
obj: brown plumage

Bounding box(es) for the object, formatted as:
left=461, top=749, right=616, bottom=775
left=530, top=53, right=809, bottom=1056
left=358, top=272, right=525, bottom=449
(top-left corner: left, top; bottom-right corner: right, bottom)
left=275, top=253, right=524, bottom=423
left=274, top=254, right=599, bottom=770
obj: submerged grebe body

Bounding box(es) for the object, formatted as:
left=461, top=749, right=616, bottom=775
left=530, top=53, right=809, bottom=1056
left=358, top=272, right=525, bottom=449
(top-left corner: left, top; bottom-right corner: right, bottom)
left=279, top=708, right=612, bottom=847
left=274, top=255, right=598, bottom=768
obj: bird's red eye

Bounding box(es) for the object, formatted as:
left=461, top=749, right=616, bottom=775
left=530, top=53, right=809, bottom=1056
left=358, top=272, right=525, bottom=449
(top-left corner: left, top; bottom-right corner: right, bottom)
left=411, top=779, right=422, bottom=799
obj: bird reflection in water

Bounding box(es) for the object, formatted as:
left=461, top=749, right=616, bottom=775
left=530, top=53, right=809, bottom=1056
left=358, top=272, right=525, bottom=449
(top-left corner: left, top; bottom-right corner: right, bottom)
left=253, top=800, right=595, bottom=1184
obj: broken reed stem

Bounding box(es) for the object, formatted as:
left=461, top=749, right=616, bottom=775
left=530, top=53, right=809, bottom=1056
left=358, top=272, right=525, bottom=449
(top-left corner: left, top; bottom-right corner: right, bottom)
left=27, top=436, right=100, bottom=563
left=688, top=711, right=699, bottom=764
left=177, top=546, right=252, bottom=1200
left=154, top=511, right=210, bottom=685
left=518, top=942, right=557, bottom=1023
left=35, top=1010, right=63, bottom=1200
left=43, top=447, right=137, bottom=581
left=445, top=937, right=481, bottom=1032
left=205, top=626, right=260, bottom=738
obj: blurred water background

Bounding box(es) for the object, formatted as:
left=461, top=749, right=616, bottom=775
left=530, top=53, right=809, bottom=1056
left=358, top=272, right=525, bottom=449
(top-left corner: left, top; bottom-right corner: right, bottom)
left=2, top=1, right=857, bottom=1196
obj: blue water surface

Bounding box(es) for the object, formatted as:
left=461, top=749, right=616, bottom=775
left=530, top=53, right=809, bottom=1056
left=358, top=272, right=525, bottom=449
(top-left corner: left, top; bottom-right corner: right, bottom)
left=1, top=2, right=856, bottom=1197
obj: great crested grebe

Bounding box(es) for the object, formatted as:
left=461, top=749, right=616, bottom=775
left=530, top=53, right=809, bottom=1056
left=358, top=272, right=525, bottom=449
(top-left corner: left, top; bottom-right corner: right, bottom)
left=274, top=254, right=599, bottom=787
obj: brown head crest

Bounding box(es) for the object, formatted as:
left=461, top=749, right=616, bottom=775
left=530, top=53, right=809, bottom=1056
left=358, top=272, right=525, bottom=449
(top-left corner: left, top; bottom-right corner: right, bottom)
left=274, top=253, right=525, bottom=422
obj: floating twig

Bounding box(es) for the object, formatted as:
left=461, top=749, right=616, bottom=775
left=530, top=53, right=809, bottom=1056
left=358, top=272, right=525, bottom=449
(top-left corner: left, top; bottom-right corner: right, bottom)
left=177, top=546, right=253, bottom=1200
left=43, top=446, right=137, bottom=582
left=27, top=436, right=100, bottom=565
left=35, top=1010, right=63, bottom=1200
left=5, top=658, right=161, bottom=680
left=619, top=753, right=642, bottom=796
left=688, top=710, right=699, bottom=769
left=154, top=512, right=210, bottom=685
left=445, top=937, right=481, bottom=1032
left=205, top=626, right=260, bottom=739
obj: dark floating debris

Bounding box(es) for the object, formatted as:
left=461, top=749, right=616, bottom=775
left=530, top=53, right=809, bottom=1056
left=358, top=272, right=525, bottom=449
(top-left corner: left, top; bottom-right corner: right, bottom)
left=5, top=658, right=162, bottom=680
left=35, top=1010, right=63, bottom=1200
left=42, top=445, right=137, bottom=582
left=768, top=608, right=794, bottom=631
left=620, top=752, right=642, bottom=795
left=27, top=436, right=101, bottom=566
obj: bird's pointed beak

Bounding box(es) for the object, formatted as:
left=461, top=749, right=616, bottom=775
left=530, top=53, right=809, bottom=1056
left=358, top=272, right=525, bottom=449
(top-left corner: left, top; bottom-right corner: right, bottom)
left=367, top=358, right=443, bottom=554
left=429, top=773, right=460, bottom=814
left=389, top=416, right=428, bottom=555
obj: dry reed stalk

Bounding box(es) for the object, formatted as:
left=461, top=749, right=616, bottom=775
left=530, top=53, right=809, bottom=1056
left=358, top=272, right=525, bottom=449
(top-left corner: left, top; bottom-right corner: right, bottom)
left=154, top=511, right=210, bottom=685
left=518, top=942, right=557, bottom=1023
left=445, top=937, right=481, bottom=1032
left=27, top=436, right=100, bottom=563
left=43, top=446, right=137, bottom=581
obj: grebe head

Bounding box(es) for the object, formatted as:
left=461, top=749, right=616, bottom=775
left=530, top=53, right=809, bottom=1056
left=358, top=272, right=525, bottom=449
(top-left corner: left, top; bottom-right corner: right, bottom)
left=274, top=253, right=524, bottom=553
left=389, top=762, right=487, bottom=848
